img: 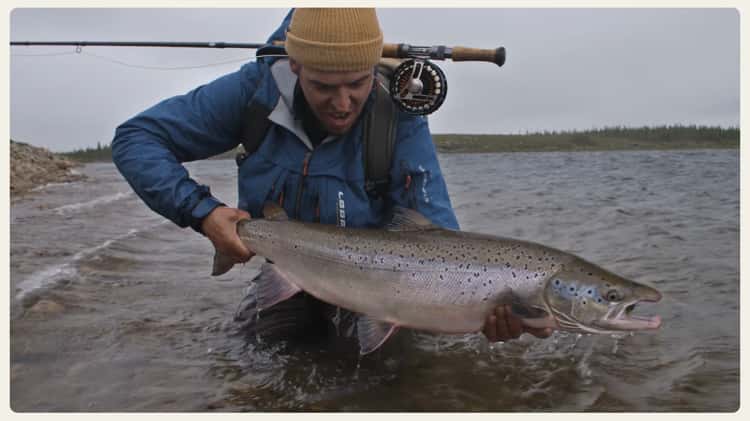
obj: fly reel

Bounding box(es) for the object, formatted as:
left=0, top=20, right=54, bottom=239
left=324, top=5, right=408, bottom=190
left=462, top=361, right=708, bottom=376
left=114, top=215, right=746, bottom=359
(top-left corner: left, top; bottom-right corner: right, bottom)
left=389, top=59, right=447, bottom=115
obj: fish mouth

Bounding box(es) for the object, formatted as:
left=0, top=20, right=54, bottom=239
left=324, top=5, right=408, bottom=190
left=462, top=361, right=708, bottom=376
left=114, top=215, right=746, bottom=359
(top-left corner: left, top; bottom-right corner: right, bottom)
left=594, top=301, right=662, bottom=331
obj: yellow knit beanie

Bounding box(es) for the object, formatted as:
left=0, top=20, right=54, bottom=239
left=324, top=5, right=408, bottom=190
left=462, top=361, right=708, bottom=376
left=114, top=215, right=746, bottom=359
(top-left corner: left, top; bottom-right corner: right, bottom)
left=285, top=8, right=384, bottom=72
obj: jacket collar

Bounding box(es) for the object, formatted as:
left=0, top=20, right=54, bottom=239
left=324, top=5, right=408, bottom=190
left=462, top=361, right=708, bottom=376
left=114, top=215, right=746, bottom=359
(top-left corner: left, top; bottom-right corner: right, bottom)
left=269, top=58, right=336, bottom=151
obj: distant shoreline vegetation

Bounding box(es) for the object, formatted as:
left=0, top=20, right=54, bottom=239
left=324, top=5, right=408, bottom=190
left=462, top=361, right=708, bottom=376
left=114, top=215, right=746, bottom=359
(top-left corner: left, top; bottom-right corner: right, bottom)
left=60, top=125, right=739, bottom=162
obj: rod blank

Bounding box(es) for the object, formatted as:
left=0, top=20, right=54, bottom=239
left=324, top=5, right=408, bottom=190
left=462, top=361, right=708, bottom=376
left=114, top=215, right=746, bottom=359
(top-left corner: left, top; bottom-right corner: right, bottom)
left=11, top=41, right=506, bottom=66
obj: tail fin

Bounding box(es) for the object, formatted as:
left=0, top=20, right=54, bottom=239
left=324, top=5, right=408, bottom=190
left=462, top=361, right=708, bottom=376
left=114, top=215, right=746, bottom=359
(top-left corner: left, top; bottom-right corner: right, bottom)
left=211, top=248, right=236, bottom=276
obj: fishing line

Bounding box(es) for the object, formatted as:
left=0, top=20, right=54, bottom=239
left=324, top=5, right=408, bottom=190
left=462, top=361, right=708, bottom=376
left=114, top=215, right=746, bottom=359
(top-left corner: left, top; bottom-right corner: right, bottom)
left=11, top=51, right=78, bottom=57
left=79, top=50, right=253, bottom=70
left=12, top=48, right=288, bottom=71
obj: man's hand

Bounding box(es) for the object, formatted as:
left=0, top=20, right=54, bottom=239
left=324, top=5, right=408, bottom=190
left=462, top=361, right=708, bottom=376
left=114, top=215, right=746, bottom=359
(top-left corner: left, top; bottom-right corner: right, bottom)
left=201, top=206, right=254, bottom=264
left=483, top=304, right=553, bottom=342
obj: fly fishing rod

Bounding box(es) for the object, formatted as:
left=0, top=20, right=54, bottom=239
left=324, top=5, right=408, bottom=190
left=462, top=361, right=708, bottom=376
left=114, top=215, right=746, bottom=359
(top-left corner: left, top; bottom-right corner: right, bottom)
left=11, top=40, right=506, bottom=115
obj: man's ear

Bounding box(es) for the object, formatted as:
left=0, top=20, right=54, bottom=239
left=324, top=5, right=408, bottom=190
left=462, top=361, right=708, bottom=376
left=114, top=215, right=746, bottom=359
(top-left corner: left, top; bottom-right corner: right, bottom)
left=289, top=58, right=301, bottom=76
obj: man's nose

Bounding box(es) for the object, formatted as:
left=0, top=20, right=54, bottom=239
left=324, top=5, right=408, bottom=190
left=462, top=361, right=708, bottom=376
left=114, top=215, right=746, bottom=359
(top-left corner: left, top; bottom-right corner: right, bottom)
left=331, top=88, right=352, bottom=111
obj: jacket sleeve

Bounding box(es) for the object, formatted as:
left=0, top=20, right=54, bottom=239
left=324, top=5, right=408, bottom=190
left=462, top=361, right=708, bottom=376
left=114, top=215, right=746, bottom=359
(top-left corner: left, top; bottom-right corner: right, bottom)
left=111, top=61, right=261, bottom=233
left=388, top=115, right=460, bottom=230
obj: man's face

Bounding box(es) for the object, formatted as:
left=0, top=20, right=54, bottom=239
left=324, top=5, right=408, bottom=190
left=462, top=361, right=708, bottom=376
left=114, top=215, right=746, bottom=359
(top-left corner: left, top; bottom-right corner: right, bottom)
left=290, top=60, right=375, bottom=136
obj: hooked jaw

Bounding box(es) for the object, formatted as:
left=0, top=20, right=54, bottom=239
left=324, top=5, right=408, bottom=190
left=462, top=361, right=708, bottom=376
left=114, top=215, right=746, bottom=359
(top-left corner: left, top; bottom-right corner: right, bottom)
left=594, top=288, right=663, bottom=331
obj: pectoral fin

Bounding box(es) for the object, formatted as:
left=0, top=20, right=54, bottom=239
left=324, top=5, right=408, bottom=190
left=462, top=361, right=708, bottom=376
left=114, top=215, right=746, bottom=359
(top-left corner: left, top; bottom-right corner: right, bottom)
left=254, top=263, right=302, bottom=311
left=357, top=316, right=399, bottom=355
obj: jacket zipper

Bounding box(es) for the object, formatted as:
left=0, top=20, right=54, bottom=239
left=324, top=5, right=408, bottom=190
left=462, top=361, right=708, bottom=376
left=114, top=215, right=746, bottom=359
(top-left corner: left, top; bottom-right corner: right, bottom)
left=295, top=151, right=313, bottom=219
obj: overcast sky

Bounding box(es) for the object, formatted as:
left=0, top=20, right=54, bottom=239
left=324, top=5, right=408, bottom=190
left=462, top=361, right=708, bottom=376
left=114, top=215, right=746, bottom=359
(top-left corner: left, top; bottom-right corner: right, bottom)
left=9, top=7, right=740, bottom=152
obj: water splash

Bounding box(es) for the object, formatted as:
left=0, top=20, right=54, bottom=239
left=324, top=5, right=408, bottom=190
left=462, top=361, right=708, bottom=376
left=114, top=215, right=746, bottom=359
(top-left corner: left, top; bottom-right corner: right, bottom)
left=331, top=306, right=341, bottom=336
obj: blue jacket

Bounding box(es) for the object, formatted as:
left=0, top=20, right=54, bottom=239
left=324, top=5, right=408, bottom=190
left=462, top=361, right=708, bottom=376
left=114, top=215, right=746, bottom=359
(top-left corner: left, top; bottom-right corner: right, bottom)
left=112, top=11, right=459, bottom=232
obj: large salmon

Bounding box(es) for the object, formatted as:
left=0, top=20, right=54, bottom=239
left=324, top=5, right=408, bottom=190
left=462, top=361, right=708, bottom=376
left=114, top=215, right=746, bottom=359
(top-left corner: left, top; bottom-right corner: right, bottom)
left=213, top=203, right=661, bottom=354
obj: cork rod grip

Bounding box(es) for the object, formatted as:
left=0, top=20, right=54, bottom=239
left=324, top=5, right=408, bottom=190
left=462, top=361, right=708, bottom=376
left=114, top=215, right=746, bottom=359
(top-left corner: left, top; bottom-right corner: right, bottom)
left=452, top=46, right=506, bottom=66
left=381, top=43, right=400, bottom=58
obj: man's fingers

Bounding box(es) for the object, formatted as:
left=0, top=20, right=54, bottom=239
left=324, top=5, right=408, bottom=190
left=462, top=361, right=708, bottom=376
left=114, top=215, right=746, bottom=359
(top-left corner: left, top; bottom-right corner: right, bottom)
left=504, top=305, right=523, bottom=338
left=526, top=327, right=554, bottom=338
left=484, top=315, right=498, bottom=342
left=494, top=306, right=512, bottom=340
left=236, top=209, right=251, bottom=221
left=229, top=237, right=253, bottom=262
left=505, top=306, right=523, bottom=338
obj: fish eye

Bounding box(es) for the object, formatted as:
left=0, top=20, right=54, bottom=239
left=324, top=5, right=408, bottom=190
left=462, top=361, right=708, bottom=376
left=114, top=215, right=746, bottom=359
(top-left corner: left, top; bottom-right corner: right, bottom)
left=605, top=289, right=623, bottom=302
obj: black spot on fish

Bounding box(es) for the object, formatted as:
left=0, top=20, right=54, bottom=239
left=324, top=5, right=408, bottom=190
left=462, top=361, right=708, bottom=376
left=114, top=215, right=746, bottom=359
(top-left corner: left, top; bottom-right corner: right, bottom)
left=512, top=272, right=516, bottom=278
left=588, top=272, right=593, bottom=276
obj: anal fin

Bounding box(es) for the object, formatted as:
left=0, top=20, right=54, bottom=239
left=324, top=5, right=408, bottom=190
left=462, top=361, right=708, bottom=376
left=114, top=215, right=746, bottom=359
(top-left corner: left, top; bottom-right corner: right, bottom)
left=254, top=263, right=302, bottom=311
left=357, top=316, right=399, bottom=355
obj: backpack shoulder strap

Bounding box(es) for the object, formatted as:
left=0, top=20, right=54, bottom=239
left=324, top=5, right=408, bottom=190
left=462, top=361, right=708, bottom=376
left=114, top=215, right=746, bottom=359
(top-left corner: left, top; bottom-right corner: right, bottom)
left=362, top=59, right=400, bottom=198
left=239, top=101, right=272, bottom=156
left=236, top=62, right=274, bottom=164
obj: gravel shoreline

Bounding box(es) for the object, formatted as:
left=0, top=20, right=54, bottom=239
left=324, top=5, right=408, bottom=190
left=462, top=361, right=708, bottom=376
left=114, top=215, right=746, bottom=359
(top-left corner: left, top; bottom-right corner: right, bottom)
left=10, top=140, right=87, bottom=200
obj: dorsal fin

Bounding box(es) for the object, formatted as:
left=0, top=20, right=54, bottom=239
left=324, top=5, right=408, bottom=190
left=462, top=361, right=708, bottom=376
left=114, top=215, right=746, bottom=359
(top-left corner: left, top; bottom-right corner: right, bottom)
left=263, top=202, right=289, bottom=221
left=386, top=207, right=440, bottom=232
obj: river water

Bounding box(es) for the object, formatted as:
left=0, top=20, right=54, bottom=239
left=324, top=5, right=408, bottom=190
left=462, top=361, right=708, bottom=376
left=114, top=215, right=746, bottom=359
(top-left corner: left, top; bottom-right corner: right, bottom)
left=9, top=149, right=739, bottom=411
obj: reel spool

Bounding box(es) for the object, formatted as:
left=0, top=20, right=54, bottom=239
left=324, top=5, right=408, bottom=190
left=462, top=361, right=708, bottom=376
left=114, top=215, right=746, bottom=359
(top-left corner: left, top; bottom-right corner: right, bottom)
left=389, top=59, right=447, bottom=115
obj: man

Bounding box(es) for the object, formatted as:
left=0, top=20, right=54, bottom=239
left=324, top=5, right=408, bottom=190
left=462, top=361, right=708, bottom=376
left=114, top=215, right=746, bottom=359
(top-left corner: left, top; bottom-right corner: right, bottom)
left=112, top=8, right=550, bottom=349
